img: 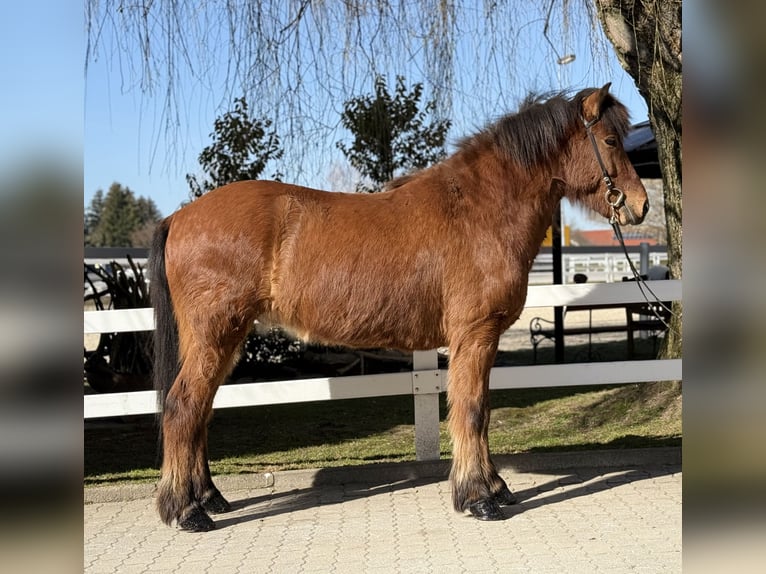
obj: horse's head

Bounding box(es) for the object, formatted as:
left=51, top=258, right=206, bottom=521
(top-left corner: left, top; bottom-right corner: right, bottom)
left=564, top=84, right=649, bottom=226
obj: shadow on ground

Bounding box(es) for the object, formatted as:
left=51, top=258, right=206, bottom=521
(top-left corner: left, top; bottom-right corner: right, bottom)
left=207, top=452, right=680, bottom=530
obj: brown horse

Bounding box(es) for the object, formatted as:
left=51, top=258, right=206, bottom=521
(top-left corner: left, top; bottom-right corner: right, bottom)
left=149, top=84, right=648, bottom=531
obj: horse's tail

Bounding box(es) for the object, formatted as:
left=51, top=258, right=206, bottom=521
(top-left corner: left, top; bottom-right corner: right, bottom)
left=149, top=217, right=179, bottom=433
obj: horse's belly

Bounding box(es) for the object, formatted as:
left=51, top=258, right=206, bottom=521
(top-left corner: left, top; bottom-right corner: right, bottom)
left=266, top=275, right=446, bottom=352
left=262, top=190, right=449, bottom=350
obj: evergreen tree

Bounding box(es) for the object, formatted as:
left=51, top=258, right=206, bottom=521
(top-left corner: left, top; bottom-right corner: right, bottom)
left=131, top=196, right=164, bottom=247
left=84, top=189, right=104, bottom=245
left=337, top=76, right=451, bottom=192
left=135, top=196, right=162, bottom=224
left=85, top=183, right=162, bottom=247
left=186, top=96, right=283, bottom=199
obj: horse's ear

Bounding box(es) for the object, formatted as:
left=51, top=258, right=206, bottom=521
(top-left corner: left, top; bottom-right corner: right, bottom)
left=581, top=83, right=612, bottom=123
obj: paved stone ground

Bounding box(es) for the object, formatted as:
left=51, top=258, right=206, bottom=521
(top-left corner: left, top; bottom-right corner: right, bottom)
left=84, top=449, right=681, bottom=573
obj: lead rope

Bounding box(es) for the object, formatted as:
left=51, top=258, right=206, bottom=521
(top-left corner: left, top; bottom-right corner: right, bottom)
left=609, top=215, right=677, bottom=333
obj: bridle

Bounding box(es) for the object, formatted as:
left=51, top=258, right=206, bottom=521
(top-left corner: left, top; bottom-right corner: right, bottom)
left=583, top=115, right=677, bottom=332
left=581, top=115, right=636, bottom=226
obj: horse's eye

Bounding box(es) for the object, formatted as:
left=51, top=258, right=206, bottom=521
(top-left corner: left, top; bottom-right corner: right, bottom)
left=604, top=136, right=618, bottom=147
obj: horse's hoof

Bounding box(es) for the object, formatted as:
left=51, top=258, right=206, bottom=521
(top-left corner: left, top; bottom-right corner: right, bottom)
left=468, top=498, right=504, bottom=521
left=202, top=491, right=232, bottom=514
left=492, top=485, right=517, bottom=506
left=178, top=507, right=215, bottom=532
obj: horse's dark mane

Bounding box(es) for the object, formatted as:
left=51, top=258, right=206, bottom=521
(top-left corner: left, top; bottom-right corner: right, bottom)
left=457, top=88, right=631, bottom=168
left=385, top=87, right=630, bottom=191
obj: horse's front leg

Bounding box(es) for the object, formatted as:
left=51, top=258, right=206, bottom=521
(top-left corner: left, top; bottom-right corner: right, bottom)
left=447, top=326, right=516, bottom=521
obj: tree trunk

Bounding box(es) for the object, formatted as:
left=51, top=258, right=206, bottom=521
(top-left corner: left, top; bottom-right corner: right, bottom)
left=595, top=0, right=682, bottom=360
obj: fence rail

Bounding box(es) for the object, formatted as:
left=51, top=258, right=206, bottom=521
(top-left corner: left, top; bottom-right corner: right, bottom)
left=530, top=250, right=668, bottom=284
left=84, top=280, right=682, bottom=461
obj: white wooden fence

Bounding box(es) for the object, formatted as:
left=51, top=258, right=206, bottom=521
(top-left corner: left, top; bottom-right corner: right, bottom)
left=84, top=280, right=682, bottom=461
left=529, top=251, right=668, bottom=284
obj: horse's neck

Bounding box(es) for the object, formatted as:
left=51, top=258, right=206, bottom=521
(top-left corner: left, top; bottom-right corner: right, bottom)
left=431, top=152, right=562, bottom=265
left=489, top=169, right=562, bottom=263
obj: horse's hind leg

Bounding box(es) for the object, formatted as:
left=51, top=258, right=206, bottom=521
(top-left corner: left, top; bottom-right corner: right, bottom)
left=157, top=335, right=243, bottom=531
left=447, top=324, right=516, bottom=521
left=197, top=412, right=231, bottom=514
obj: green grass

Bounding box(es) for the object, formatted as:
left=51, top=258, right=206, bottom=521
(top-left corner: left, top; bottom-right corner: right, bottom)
left=84, top=338, right=681, bottom=486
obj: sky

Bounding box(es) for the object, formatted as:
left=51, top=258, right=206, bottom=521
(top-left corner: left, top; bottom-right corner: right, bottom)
left=1, top=1, right=648, bottom=231
left=0, top=2, right=82, bottom=178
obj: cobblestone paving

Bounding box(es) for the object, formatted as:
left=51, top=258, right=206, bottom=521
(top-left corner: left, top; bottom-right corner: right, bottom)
left=85, top=460, right=681, bottom=573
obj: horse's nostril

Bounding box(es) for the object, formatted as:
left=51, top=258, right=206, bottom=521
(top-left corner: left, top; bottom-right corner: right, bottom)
left=642, top=201, right=650, bottom=217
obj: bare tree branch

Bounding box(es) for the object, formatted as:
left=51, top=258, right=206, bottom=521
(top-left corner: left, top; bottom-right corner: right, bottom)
left=85, top=0, right=609, bottom=180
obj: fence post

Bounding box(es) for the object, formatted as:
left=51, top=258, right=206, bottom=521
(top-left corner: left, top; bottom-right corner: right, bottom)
left=412, top=350, right=441, bottom=461
left=639, top=242, right=650, bottom=275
